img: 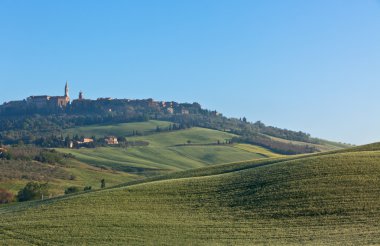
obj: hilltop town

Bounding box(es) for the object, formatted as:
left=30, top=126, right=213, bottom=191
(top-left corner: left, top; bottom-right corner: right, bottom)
left=0, top=82, right=202, bottom=117
left=0, top=82, right=324, bottom=155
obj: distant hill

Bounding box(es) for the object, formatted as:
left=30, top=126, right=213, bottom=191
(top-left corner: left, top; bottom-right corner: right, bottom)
left=0, top=96, right=351, bottom=154
left=1, top=142, right=379, bottom=245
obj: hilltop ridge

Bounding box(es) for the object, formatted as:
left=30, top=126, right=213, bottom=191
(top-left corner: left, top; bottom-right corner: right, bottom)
left=0, top=83, right=350, bottom=155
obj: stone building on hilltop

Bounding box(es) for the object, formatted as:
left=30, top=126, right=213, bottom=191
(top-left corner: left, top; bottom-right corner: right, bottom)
left=26, top=81, right=70, bottom=108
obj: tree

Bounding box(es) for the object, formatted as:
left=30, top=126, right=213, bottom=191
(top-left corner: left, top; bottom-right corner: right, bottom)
left=17, top=182, right=49, bottom=202
left=0, top=189, right=14, bottom=204
left=100, top=179, right=106, bottom=189
left=117, top=136, right=125, bottom=143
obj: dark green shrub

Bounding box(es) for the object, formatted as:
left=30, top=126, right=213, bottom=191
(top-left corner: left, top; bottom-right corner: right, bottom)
left=17, top=182, right=48, bottom=202
left=64, top=186, right=81, bottom=194
left=83, top=186, right=92, bottom=191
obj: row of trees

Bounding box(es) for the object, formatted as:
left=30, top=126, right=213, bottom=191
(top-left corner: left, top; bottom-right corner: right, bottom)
left=0, top=179, right=107, bottom=204
left=231, top=135, right=318, bottom=155
left=0, top=146, right=74, bottom=164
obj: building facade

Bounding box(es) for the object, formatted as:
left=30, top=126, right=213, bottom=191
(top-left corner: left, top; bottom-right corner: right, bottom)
left=26, top=82, right=70, bottom=108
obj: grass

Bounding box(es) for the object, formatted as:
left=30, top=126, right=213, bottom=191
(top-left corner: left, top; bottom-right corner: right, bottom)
left=1, top=143, right=380, bottom=244
left=56, top=144, right=269, bottom=174
left=266, top=134, right=348, bottom=152
left=127, top=127, right=236, bottom=146
left=234, top=143, right=283, bottom=158
left=64, top=120, right=172, bottom=137
left=0, top=157, right=137, bottom=195
left=1, top=122, right=280, bottom=197
left=56, top=127, right=278, bottom=176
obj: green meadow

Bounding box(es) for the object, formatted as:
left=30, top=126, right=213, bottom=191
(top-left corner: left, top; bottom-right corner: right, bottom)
left=63, top=120, right=173, bottom=137
left=1, top=121, right=281, bottom=196
left=1, top=143, right=380, bottom=244
left=57, top=123, right=280, bottom=177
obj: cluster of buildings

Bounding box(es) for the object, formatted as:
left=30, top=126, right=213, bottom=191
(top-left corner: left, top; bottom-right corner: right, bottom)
left=0, top=81, right=203, bottom=116
left=26, top=82, right=71, bottom=108
left=69, top=136, right=119, bottom=148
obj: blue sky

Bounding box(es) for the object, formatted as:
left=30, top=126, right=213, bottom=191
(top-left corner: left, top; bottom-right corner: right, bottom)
left=1, top=0, right=380, bottom=145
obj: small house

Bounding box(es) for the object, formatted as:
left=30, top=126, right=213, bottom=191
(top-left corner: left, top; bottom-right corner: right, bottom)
left=83, top=138, right=94, bottom=143
left=105, top=136, right=118, bottom=145
left=167, top=107, right=174, bottom=114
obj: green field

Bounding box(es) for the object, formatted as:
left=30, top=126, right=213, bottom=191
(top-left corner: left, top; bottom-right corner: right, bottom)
left=59, top=123, right=280, bottom=176
left=57, top=127, right=275, bottom=175
left=2, top=143, right=380, bottom=244
left=1, top=122, right=281, bottom=197
left=127, top=127, right=236, bottom=146
left=64, top=120, right=172, bottom=137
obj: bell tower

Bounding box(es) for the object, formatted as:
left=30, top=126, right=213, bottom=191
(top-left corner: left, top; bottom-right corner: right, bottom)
left=65, top=81, right=69, bottom=97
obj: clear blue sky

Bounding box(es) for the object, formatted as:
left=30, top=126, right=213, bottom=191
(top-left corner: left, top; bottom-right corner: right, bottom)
left=1, top=0, right=380, bottom=145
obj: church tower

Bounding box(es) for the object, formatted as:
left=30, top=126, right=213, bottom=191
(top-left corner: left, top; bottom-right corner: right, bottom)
left=65, top=81, right=69, bottom=97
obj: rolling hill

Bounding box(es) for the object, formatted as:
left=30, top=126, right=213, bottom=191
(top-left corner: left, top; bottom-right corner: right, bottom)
left=1, top=143, right=379, bottom=245
left=63, top=120, right=173, bottom=138
left=1, top=121, right=282, bottom=196
left=57, top=126, right=276, bottom=176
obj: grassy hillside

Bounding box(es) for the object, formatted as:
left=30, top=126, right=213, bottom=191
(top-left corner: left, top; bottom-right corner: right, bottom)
left=2, top=143, right=380, bottom=245
left=0, top=157, right=138, bottom=195
left=266, top=134, right=349, bottom=152
left=59, top=123, right=281, bottom=176
left=127, top=127, right=235, bottom=146
left=1, top=122, right=281, bottom=197
left=64, top=120, right=173, bottom=137
left=57, top=127, right=275, bottom=175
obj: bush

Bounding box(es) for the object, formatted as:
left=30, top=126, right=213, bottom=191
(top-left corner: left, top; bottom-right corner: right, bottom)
left=83, top=186, right=92, bottom=191
left=34, top=149, right=63, bottom=164
left=17, top=182, right=49, bottom=202
left=64, top=186, right=81, bottom=194
left=0, top=189, right=15, bottom=204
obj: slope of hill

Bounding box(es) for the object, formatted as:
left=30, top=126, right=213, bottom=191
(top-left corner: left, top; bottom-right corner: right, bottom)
left=0, top=153, right=138, bottom=195
left=1, top=123, right=280, bottom=196
left=63, top=120, right=173, bottom=138
left=57, top=127, right=274, bottom=175
left=1, top=143, right=379, bottom=245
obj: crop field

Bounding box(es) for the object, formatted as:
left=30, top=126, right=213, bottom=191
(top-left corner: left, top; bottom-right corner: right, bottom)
left=1, top=144, right=380, bottom=245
